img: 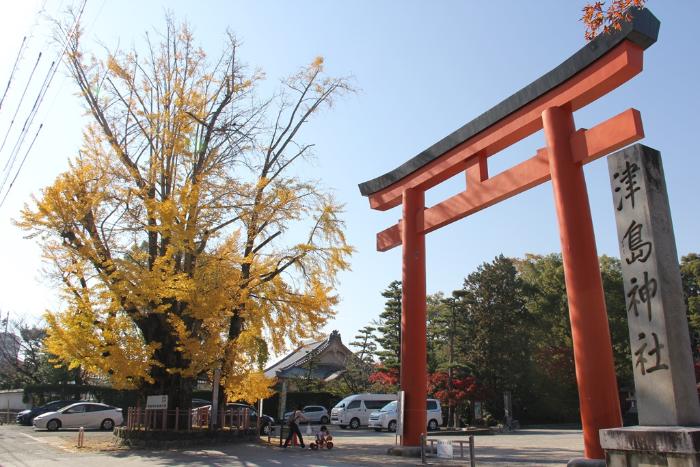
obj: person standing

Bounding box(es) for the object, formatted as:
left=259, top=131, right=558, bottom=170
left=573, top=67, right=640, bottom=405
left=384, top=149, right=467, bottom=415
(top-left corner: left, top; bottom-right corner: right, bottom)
left=283, top=405, right=307, bottom=448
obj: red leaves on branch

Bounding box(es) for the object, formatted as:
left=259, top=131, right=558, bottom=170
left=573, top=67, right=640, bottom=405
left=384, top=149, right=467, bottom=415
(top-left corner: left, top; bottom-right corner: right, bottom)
left=368, top=366, right=399, bottom=388
left=428, top=371, right=480, bottom=408
left=581, top=0, right=646, bottom=40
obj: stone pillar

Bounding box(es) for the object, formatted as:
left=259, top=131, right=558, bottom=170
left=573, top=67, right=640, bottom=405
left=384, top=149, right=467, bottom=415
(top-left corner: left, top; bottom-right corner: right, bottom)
left=607, top=143, right=699, bottom=425
left=601, top=143, right=700, bottom=466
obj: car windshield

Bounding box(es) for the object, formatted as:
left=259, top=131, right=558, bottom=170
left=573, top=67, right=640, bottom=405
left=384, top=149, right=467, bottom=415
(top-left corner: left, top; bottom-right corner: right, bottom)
left=334, top=397, right=352, bottom=409
left=380, top=401, right=397, bottom=412
left=43, top=401, right=65, bottom=409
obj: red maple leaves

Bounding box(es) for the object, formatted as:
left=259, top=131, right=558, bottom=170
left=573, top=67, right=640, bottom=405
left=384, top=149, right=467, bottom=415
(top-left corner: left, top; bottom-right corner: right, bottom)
left=581, top=0, right=646, bottom=40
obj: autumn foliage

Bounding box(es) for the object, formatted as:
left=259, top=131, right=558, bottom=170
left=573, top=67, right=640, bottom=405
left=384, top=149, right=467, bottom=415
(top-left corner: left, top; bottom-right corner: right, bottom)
left=581, top=0, right=647, bottom=40
left=428, top=371, right=479, bottom=410
left=368, top=366, right=399, bottom=390
left=17, top=17, right=353, bottom=408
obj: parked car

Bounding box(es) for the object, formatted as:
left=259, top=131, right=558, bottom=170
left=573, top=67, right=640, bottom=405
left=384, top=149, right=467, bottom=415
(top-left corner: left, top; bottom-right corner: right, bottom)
left=194, top=403, right=275, bottom=435
left=330, top=394, right=396, bottom=429
left=32, top=402, right=123, bottom=431
left=367, top=399, right=443, bottom=432
left=283, top=405, right=330, bottom=425
left=191, top=398, right=211, bottom=408
left=16, top=400, right=78, bottom=426
left=229, top=403, right=275, bottom=435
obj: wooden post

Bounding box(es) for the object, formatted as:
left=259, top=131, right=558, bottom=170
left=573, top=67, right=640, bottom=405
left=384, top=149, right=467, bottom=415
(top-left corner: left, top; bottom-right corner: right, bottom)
left=175, top=407, right=179, bottom=431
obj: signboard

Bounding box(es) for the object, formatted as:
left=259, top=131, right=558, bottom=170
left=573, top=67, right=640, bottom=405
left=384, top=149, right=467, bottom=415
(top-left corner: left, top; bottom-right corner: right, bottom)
left=474, top=401, right=483, bottom=421
left=146, top=395, right=168, bottom=410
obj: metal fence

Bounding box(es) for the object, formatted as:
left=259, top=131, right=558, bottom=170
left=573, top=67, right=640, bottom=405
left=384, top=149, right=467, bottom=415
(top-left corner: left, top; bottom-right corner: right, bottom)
left=125, top=406, right=257, bottom=433
left=0, top=410, right=20, bottom=425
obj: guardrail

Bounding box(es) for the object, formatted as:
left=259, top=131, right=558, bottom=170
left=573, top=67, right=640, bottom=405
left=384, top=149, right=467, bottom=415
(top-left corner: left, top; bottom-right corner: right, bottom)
left=420, top=433, right=475, bottom=466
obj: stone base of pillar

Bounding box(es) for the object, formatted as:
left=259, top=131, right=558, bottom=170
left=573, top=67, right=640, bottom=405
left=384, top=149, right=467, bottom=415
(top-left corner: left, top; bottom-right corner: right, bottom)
left=600, top=426, right=700, bottom=467
left=567, top=457, right=605, bottom=467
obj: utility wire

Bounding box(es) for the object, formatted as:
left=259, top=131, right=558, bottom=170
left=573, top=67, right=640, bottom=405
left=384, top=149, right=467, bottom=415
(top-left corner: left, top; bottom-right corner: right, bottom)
left=0, top=37, right=27, bottom=112
left=0, top=52, right=42, bottom=156
left=0, top=124, right=43, bottom=209
left=0, top=59, right=54, bottom=188
left=0, top=0, right=47, bottom=114
left=0, top=0, right=87, bottom=205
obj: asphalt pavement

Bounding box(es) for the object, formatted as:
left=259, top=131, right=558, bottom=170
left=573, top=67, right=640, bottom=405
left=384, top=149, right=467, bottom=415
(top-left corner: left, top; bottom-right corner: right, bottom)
left=0, top=423, right=585, bottom=466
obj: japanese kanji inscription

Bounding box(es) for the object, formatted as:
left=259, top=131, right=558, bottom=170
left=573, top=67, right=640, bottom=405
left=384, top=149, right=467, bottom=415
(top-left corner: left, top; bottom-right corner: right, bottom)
left=608, top=144, right=700, bottom=426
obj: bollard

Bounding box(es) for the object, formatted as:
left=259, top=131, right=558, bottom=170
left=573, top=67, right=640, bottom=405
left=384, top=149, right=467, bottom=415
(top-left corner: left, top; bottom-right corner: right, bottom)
left=77, top=426, right=85, bottom=448
left=420, top=433, right=426, bottom=464
left=469, top=435, right=475, bottom=467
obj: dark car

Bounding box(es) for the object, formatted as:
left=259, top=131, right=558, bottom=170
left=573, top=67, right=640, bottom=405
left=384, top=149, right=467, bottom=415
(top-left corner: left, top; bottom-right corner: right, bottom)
left=16, top=400, right=78, bottom=426
left=196, top=402, right=274, bottom=435
left=191, top=398, right=211, bottom=408
left=228, top=403, right=275, bottom=436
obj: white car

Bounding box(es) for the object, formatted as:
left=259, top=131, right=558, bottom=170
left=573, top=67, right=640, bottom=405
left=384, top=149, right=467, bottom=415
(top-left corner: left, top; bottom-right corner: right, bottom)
left=33, top=402, right=123, bottom=431
left=330, top=393, right=396, bottom=429
left=283, top=405, right=330, bottom=424
left=368, top=399, right=443, bottom=432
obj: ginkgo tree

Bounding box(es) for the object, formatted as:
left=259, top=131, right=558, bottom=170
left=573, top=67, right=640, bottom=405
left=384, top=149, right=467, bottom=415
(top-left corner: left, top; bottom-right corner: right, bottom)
left=17, top=16, right=353, bottom=415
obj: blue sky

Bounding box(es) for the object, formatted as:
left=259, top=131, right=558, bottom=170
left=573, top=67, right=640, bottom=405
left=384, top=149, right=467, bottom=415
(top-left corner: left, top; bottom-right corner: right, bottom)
left=0, top=1, right=697, bottom=357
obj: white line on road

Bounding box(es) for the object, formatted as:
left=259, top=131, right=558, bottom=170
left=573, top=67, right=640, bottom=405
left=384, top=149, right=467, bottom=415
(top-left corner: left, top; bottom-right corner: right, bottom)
left=19, top=432, right=48, bottom=443
left=19, top=432, right=73, bottom=452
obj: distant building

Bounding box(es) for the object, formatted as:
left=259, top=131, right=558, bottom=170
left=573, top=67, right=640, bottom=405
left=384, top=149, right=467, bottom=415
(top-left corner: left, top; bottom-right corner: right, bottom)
left=264, top=330, right=353, bottom=419
left=264, top=330, right=353, bottom=385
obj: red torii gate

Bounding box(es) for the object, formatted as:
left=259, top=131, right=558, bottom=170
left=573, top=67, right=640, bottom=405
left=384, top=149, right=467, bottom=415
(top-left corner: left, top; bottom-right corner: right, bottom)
left=359, top=9, right=659, bottom=460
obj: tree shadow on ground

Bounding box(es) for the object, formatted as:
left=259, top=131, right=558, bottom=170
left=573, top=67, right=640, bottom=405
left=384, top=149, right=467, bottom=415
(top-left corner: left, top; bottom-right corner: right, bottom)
left=473, top=445, right=584, bottom=465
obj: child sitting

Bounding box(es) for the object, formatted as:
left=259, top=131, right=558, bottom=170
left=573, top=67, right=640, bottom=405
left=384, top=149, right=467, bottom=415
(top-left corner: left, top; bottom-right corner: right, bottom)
left=310, top=425, right=333, bottom=449
left=316, top=425, right=331, bottom=444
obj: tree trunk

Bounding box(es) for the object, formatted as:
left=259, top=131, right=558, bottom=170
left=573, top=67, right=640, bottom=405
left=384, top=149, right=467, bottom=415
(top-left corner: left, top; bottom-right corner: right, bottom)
left=141, top=314, right=195, bottom=429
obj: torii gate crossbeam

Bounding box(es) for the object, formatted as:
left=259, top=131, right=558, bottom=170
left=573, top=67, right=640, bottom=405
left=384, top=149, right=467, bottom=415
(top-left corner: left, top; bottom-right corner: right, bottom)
left=359, top=9, right=659, bottom=461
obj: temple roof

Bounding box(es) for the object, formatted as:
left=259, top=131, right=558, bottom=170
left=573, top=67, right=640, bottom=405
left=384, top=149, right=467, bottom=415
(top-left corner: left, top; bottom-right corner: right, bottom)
left=264, top=330, right=352, bottom=381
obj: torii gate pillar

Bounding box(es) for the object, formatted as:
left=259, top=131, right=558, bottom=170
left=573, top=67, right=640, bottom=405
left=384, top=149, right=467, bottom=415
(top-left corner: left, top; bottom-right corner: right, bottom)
left=400, top=187, right=427, bottom=446
left=361, top=9, right=660, bottom=460
left=544, top=106, right=622, bottom=459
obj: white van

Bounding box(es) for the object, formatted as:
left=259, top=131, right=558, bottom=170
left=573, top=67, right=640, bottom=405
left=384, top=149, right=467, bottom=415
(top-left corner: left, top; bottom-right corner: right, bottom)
left=330, top=393, right=397, bottom=429
left=367, top=398, right=443, bottom=432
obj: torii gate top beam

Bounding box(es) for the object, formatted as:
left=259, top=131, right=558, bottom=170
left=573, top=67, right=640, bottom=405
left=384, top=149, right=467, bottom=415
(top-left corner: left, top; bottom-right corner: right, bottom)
left=358, top=8, right=659, bottom=213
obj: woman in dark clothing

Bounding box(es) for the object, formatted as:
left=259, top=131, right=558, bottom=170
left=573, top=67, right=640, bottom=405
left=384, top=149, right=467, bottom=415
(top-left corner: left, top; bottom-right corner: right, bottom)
left=283, top=405, right=307, bottom=448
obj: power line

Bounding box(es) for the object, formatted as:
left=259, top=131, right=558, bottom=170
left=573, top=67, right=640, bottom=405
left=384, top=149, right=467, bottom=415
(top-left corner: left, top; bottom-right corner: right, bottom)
left=0, top=0, right=87, bottom=203
left=0, top=52, right=42, bottom=156
left=0, top=37, right=28, bottom=112
left=0, top=124, right=43, bottom=209
left=0, top=0, right=47, bottom=114
left=0, top=59, right=55, bottom=190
